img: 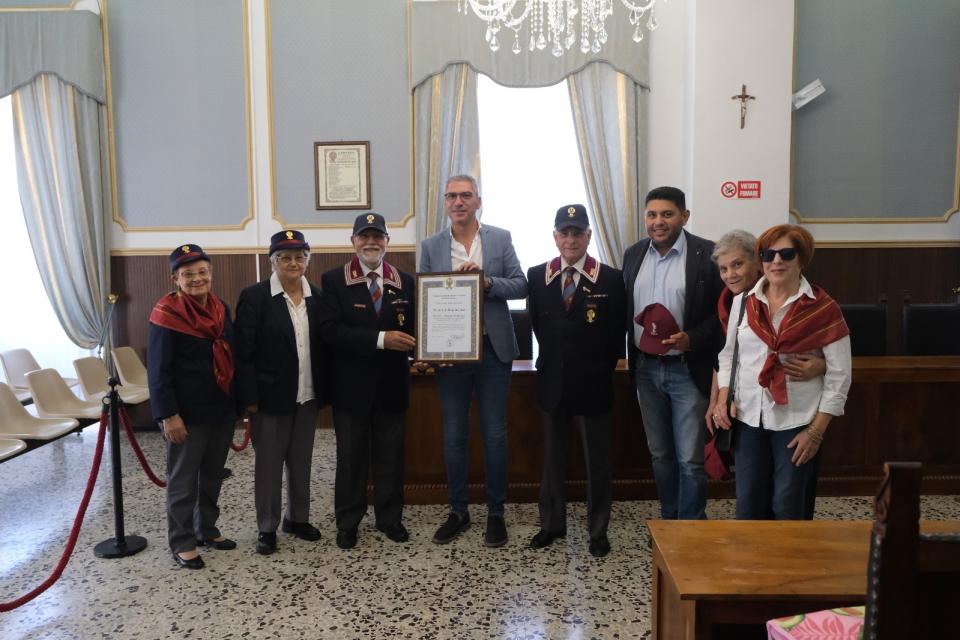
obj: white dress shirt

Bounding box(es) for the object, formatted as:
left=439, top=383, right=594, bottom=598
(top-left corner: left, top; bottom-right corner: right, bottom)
left=632, top=231, right=687, bottom=355
left=560, top=253, right=588, bottom=292
left=270, top=272, right=314, bottom=404
left=358, top=261, right=387, bottom=350
left=716, top=275, right=852, bottom=431
left=450, top=222, right=483, bottom=271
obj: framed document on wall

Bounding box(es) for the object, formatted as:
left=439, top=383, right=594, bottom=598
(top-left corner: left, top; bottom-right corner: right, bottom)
left=314, top=141, right=371, bottom=209
left=416, top=272, right=484, bottom=363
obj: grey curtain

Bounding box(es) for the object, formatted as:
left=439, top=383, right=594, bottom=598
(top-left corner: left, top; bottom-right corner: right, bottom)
left=413, top=63, right=480, bottom=245
left=567, top=62, right=648, bottom=267
left=12, top=74, right=111, bottom=349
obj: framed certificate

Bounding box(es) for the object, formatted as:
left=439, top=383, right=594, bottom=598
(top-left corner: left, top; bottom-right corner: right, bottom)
left=416, top=272, right=484, bottom=363
left=314, top=141, right=371, bottom=210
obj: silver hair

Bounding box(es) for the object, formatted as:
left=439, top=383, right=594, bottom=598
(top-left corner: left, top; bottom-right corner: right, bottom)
left=712, top=229, right=758, bottom=262
left=270, top=248, right=311, bottom=272
left=445, top=174, right=480, bottom=197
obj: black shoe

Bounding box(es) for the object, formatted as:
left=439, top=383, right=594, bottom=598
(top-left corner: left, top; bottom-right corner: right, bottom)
left=589, top=534, right=611, bottom=558
left=220, top=467, right=233, bottom=480
left=197, top=537, right=237, bottom=550
left=484, top=515, right=508, bottom=548
left=336, top=528, right=358, bottom=549
left=376, top=522, right=410, bottom=543
left=172, top=551, right=204, bottom=569
left=281, top=518, right=321, bottom=541
left=432, top=512, right=470, bottom=544
left=256, top=532, right=277, bottom=555
left=528, top=529, right=566, bottom=549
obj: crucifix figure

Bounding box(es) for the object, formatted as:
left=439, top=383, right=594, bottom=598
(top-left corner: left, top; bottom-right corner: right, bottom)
left=731, top=84, right=755, bottom=129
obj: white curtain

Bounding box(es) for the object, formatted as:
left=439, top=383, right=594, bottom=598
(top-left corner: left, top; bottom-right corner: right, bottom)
left=567, top=62, right=648, bottom=268
left=12, top=74, right=111, bottom=350
left=413, top=63, right=481, bottom=245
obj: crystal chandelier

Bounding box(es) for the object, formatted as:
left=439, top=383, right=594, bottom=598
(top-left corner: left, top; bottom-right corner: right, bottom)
left=458, top=0, right=663, bottom=57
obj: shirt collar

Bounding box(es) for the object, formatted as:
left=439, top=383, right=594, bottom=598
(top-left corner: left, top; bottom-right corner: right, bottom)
left=358, top=261, right=383, bottom=280
left=270, top=272, right=312, bottom=298
left=647, top=229, right=687, bottom=258
left=749, top=274, right=814, bottom=305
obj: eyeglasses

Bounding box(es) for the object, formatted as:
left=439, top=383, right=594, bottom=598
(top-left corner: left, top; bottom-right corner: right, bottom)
left=178, top=268, right=210, bottom=279
left=759, top=248, right=798, bottom=262
left=444, top=191, right=475, bottom=202
left=278, top=255, right=307, bottom=265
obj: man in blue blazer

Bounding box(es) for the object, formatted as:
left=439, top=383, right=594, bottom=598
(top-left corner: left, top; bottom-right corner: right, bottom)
left=420, top=174, right=528, bottom=548
left=622, top=187, right=725, bottom=520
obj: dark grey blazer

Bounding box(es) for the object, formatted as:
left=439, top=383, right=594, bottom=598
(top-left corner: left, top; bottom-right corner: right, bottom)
left=419, top=223, right=528, bottom=363
left=622, top=229, right=725, bottom=398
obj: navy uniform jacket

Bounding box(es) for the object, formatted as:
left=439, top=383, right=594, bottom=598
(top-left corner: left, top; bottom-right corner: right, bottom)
left=233, top=278, right=327, bottom=415
left=622, top=230, right=725, bottom=398
left=527, top=256, right=626, bottom=415
left=147, top=299, right=237, bottom=426
left=317, top=258, right=415, bottom=414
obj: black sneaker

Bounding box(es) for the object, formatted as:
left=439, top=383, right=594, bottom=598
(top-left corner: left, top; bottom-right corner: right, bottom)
left=484, top=514, right=507, bottom=548
left=432, top=512, right=470, bottom=544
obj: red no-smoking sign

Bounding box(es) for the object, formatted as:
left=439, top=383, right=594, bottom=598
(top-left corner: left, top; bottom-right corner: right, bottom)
left=721, top=180, right=762, bottom=199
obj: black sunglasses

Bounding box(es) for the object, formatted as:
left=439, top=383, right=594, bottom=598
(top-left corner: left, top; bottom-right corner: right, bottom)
left=759, top=248, right=798, bottom=262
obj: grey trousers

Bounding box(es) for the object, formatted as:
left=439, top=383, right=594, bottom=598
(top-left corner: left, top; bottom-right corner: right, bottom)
left=538, top=410, right=612, bottom=540
left=332, top=407, right=405, bottom=532
left=251, top=400, right=319, bottom=533
left=165, top=421, right=233, bottom=553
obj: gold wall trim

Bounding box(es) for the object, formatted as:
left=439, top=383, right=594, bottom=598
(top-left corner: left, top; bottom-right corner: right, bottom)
left=112, top=244, right=417, bottom=257
left=0, top=0, right=77, bottom=11
left=266, top=0, right=415, bottom=230
left=103, top=0, right=256, bottom=232
left=790, top=14, right=960, bottom=225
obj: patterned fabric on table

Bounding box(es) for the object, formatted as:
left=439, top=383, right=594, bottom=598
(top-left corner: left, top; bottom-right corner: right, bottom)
left=766, top=606, right=865, bottom=640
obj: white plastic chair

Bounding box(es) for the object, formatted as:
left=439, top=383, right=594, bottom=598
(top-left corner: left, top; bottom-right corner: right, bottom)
left=25, top=369, right=102, bottom=421
left=0, top=382, right=79, bottom=439
left=0, top=437, right=27, bottom=462
left=111, top=346, right=149, bottom=389
left=0, top=348, right=78, bottom=390
left=73, top=357, right=150, bottom=404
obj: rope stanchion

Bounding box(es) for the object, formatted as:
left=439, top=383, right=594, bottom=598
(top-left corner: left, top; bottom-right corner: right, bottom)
left=93, top=381, right=147, bottom=559
left=118, top=403, right=166, bottom=488
left=0, top=416, right=107, bottom=612
left=230, top=416, right=252, bottom=452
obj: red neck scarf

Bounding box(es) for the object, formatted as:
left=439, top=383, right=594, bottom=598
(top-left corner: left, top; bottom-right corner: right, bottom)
left=717, top=287, right=735, bottom=334
left=149, top=292, right=234, bottom=395
left=746, top=282, right=848, bottom=404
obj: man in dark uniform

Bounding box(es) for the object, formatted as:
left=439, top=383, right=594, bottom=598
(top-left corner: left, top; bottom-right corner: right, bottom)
left=317, top=213, right=415, bottom=549
left=526, top=204, right=626, bottom=557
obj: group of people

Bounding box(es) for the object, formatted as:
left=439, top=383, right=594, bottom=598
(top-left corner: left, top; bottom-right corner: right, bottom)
left=146, top=177, right=852, bottom=569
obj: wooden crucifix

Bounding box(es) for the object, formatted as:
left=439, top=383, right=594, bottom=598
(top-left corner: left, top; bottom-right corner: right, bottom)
left=731, top=84, right=755, bottom=129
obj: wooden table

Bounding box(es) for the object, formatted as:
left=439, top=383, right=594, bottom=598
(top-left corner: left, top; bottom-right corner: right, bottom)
left=647, top=519, right=960, bottom=640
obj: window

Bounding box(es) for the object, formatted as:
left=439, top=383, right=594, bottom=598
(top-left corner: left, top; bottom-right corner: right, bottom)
left=477, top=74, right=598, bottom=310
left=0, top=95, right=88, bottom=378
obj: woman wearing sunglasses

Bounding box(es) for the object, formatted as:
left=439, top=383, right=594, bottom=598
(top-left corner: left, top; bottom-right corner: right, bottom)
left=713, top=225, right=851, bottom=519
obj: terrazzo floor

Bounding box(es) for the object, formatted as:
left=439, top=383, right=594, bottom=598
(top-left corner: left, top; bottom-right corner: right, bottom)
left=2, top=425, right=959, bottom=640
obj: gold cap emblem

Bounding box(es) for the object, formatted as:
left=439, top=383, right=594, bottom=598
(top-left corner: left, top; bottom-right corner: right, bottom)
left=366, top=214, right=375, bottom=224
left=567, top=206, right=576, bottom=217
left=181, top=245, right=191, bottom=253
left=285, top=231, right=294, bottom=240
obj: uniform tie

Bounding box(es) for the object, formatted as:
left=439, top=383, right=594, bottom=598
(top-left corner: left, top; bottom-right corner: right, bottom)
left=368, top=272, right=382, bottom=313
left=562, top=267, right=577, bottom=311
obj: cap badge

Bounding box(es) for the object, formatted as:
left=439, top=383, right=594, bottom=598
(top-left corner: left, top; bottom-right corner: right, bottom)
left=285, top=231, right=294, bottom=240
left=366, top=214, right=375, bottom=224
left=181, top=245, right=190, bottom=253
left=650, top=321, right=658, bottom=336
left=586, top=308, right=596, bottom=323
left=567, top=207, right=576, bottom=217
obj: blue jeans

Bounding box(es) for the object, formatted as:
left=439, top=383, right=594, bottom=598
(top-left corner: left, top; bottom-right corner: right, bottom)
left=435, top=339, right=512, bottom=517
left=733, top=420, right=821, bottom=520
left=634, top=356, right=708, bottom=519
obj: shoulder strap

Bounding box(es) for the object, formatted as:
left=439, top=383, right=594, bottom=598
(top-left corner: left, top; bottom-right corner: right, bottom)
left=726, top=296, right=748, bottom=412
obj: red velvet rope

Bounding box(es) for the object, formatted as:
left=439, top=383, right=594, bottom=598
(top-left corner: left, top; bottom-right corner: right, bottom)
left=118, top=404, right=167, bottom=488
left=229, top=417, right=252, bottom=452
left=0, top=415, right=108, bottom=612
